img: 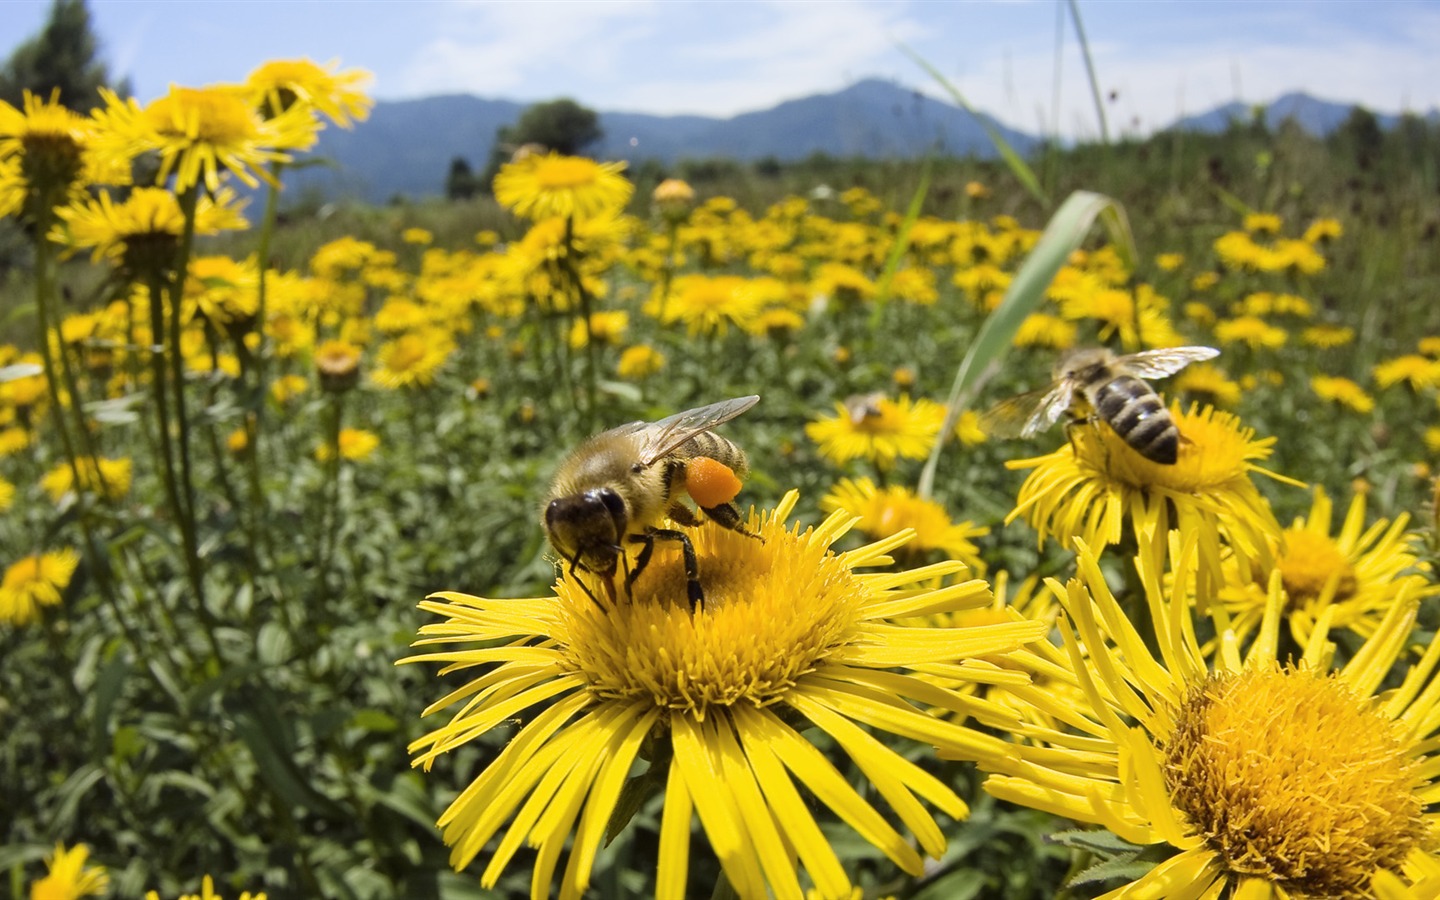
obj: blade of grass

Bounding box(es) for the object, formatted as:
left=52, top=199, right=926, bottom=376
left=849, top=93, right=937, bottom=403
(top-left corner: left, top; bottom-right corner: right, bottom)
left=1068, top=0, right=1110, bottom=145
left=918, top=190, right=1135, bottom=498
left=869, top=160, right=931, bottom=330
left=902, top=45, right=1051, bottom=208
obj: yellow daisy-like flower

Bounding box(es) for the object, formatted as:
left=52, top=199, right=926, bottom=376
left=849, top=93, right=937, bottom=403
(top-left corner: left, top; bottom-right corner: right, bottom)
left=1154, top=252, right=1185, bottom=271
left=245, top=57, right=373, bottom=128
left=1, top=548, right=80, bottom=626
left=400, top=226, right=432, bottom=245
left=94, top=83, right=318, bottom=192
left=616, top=344, right=665, bottom=380
left=567, top=310, right=628, bottom=348
left=0, top=90, right=129, bottom=214
left=371, top=330, right=453, bottom=390
left=0, top=475, right=13, bottom=511
left=1302, top=322, right=1355, bottom=348
left=0, top=426, right=32, bottom=456
left=53, top=186, right=248, bottom=267
left=1303, top=217, right=1343, bottom=243
left=493, top=152, right=632, bottom=222
left=1007, top=403, right=1291, bottom=564
left=647, top=273, right=767, bottom=338
left=982, top=539, right=1440, bottom=900
left=1013, top=312, right=1077, bottom=350
left=821, top=477, right=988, bottom=571
left=1312, top=374, right=1375, bottom=414
left=805, top=394, right=945, bottom=470
left=1173, top=362, right=1241, bottom=407
left=402, top=492, right=1046, bottom=900
left=30, top=842, right=108, bottom=900
left=1374, top=354, right=1440, bottom=391
left=315, top=427, right=380, bottom=462
left=1243, top=211, right=1283, bottom=234
left=1217, top=486, right=1436, bottom=648
left=1214, top=314, right=1287, bottom=350
left=144, top=874, right=267, bottom=900
left=40, top=456, right=133, bottom=503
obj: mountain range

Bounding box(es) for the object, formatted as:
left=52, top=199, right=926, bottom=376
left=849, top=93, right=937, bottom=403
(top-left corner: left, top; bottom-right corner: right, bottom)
left=290, top=79, right=1432, bottom=204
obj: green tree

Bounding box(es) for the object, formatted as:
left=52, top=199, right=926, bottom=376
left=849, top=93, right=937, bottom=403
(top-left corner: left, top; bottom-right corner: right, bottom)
left=445, top=156, right=479, bottom=201
left=0, top=0, right=116, bottom=111
left=481, top=98, right=603, bottom=190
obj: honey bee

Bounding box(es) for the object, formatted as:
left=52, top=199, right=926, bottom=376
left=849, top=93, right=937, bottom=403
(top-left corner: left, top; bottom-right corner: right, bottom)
left=986, top=346, right=1219, bottom=464
left=542, top=395, right=759, bottom=608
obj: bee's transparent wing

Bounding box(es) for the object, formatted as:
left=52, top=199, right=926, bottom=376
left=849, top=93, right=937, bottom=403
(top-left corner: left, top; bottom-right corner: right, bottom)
left=635, top=395, right=760, bottom=466
left=982, top=382, right=1073, bottom=439
left=1118, top=346, right=1219, bottom=379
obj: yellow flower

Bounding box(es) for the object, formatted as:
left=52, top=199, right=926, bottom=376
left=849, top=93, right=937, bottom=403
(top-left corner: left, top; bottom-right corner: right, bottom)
left=1243, top=211, right=1283, bottom=234
left=245, top=57, right=373, bottom=127
left=0, top=475, right=12, bottom=511
left=1173, top=362, right=1241, bottom=406
left=1154, top=252, right=1185, bottom=271
left=1312, top=374, right=1375, bottom=414
left=30, top=842, right=108, bottom=900
left=493, top=152, right=632, bottom=221
left=567, top=310, right=628, bottom=348
left=94, top=84, right=318, bottom=192
left=1374, top=354, right=1440, bottom=391
left=371, top=330, right=453, bottom=389
left=805, top=394, right=945, bottom=469
left=314, top=339, right=362, bottom=393
left=1190, top=271, right=1219, bottom=292
left=647, top=274, right=766, bottom=337
left=41, top=456, right=132, bottom=503
left=821, top=477, right=988, bottom=571
left=402, top=492, right=1045, bottom=900
left=964, top=180, right=989, bottom=199
left=1303, top=217, right=1343, bottom=243
left=1007, top=403, right=1291, bottom=567
left=1012, top=312, right=1077, bottom=350
left=1217, top=487, right=1436, bottom=649
left=0, top=90, right=129, bottom=218
left=53, top=186, right=248, bottom=267
left=1, top=549, right=80, bottom=626
left=1302, top=322, right=1355, bottom=348
left=1214, top=314, right=1287, bottom=350
left=1417, top=335, right=1440, bottom=357
left=184, top=254, right=259, bottom=328
left=316, top=427, right=380, bottom=462
left=983, top=539, right=1440, bottom=900
left=616, top=344, right=665, bottom=380
left=144, top=874, right=267, bottom=900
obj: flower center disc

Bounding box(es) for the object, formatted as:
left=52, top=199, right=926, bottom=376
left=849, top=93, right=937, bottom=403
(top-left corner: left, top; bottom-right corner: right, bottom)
left=533, top=157, right=602, bottom=190
left=1275, top=530, right=1358, bottom=603
left=1164, top=666, right=1424, bottom=896
left=553, top=517, right=866, bottom=718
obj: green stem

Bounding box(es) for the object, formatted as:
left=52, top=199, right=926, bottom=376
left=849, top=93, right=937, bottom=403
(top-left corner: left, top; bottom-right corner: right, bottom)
left=167, top=185, right=210, bottom=619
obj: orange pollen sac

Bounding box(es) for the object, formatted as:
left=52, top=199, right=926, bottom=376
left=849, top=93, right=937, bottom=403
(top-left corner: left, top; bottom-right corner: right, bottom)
left=686, top=457, right=743, bottom=508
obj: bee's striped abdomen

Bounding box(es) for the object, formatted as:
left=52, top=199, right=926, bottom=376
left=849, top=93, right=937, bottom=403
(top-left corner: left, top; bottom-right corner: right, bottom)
left=1092, top=375, right=1179, bottom=464
left=676, top=431, right=750, bottom=477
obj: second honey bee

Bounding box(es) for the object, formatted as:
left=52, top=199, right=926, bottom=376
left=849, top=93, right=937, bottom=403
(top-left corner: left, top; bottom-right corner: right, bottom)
left=987, top=346, right=1219, bottom=464
left=542, top=395, right=759, bottom=608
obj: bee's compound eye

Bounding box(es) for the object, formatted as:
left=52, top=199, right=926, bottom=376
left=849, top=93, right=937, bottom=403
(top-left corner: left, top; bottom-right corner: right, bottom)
left=544, top=498, right=566, bottom=527
left=596, top=488, right=627, bottom=523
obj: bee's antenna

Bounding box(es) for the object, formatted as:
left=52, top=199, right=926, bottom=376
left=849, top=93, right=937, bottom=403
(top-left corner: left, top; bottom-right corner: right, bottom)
left=568, top=551, right=608, bottom=611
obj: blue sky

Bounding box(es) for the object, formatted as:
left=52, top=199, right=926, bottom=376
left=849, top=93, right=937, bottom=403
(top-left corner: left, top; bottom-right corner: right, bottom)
left=5, top=0, right=1439, bottom=139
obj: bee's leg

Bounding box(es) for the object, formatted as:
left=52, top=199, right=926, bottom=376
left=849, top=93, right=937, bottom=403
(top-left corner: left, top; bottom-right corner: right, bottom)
left=633, top=528, right=705, bottom=610
left=568, top=553, right=608, bottom=610
left=626, top=533, right=655, bottom=595
left=699, top=502, right=760, bottom=540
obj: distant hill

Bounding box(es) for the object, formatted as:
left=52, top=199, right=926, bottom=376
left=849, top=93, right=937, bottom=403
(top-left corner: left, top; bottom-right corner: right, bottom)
left=289, top=82, right=1437, bottom=204
left=291, top=78, right=1037, bottom=203
left=1168, top=91, right=1431, bottom=135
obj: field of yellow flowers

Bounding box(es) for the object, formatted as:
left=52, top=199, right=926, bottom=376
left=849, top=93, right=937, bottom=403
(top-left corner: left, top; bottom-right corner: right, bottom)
left=3, top=59, right=1440, bottom=900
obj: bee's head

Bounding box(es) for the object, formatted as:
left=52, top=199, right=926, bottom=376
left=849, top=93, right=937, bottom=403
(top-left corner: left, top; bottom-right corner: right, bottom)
left=544, top=488, right=628, bottom=575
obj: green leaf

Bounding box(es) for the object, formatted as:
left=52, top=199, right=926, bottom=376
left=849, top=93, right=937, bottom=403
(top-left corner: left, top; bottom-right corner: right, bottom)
left=91, top=649, right=130, bottom=756
left=1048, top=827, right=1147, bottom=855
left=918, top=189, right=1135, bottom=498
